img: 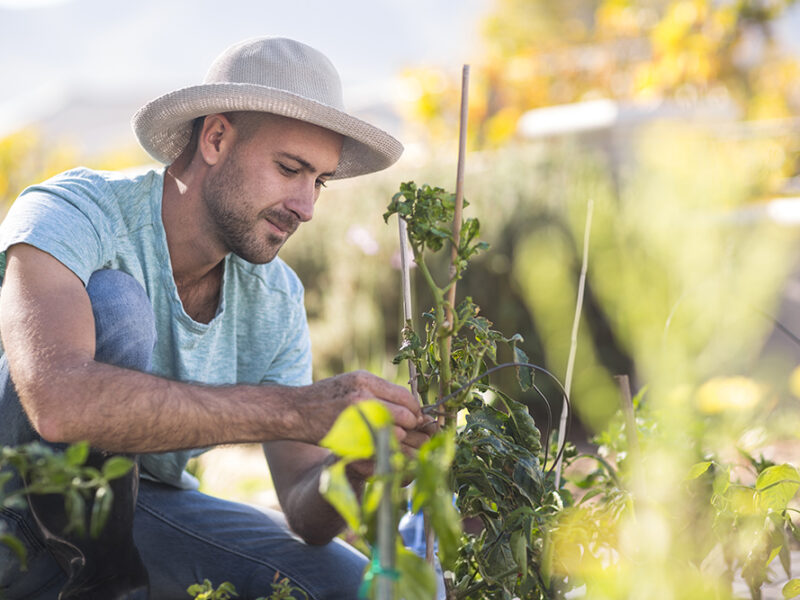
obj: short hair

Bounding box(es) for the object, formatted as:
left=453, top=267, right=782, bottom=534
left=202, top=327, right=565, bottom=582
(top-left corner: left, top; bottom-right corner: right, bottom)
left=179, top=111, right=274, bottom=161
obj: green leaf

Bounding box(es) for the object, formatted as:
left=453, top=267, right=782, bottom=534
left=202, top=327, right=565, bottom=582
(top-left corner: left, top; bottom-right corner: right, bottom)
left=64, top=441, right=89, bottom=467
left=781, top=538, right=792, bottom=579
left=479, top=531, right=517, bottom=588
left=320, top=400, right=392, bottom=460
left=767, top=544, right=783, bottom=567
left=90, top=486, right=113, bottom=539
left=756, top=464, right=800, bottom=512
left=362, top=477, right=384, bottom=518
left=319, top=460, right=361, bottom=533
left=412, top=431, right=461, bottom=568
left=506, top=398, right=542, bottom=454
left=101, top=456, right=134, bottom=480
left=64, top=488, right=86, bottom=536
left=394, top=545, right=438, bottom=600
left=510, top=529, right=527, bottom=577
left=784, top=579, right=800, bottom=599
left=687, top=461, right=713, bottom=480
left=0, top=532, right=27, bottom=570
left=513, top=345, right=533, bottom=392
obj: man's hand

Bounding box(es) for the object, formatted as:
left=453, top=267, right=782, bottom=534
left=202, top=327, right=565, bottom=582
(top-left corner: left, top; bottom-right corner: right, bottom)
left=299, top=370, right=425, bottom=445
left=286, top=370, right=438, bottom=483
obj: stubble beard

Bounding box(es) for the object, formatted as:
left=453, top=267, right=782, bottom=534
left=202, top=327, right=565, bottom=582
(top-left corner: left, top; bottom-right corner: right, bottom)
left=203, top=154, right=298, bottom=264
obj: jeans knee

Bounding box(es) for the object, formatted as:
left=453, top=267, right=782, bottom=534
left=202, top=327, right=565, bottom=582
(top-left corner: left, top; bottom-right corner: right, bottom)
left=86, top=270, right=156, bottom=371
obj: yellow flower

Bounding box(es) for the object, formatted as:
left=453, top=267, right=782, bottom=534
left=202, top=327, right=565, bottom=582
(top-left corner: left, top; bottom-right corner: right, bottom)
left=695, top=377, right=761, bottom=414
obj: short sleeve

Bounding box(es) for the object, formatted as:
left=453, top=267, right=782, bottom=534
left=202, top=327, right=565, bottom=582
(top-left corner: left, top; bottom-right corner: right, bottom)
left=0, top=169, right=115, bottom=285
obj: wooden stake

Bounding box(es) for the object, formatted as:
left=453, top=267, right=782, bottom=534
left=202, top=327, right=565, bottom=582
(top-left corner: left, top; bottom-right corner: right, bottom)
left=554, top=198, right=594, bottom=488
left=429, top=63, right=470, bottom=570
left=445, top=64, right=471, bottom=330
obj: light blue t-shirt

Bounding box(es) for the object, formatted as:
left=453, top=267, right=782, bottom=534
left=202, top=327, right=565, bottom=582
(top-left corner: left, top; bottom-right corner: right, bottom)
left=0, top=167, right=312, bottom=488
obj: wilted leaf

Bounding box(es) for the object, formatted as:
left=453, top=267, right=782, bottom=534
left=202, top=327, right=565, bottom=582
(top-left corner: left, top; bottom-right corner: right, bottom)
left=506, top=398, right=542, bottom=453
left=513, top=344, right=533, bottom=392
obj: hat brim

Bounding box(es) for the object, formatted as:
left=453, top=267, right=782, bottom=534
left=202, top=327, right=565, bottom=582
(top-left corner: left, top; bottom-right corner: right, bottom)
left=132, top=82, right=403, bottom=179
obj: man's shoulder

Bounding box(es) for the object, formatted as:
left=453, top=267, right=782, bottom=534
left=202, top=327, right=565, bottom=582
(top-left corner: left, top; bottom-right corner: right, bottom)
left=12, top=166, right=161, bottom=219
left=27, top=165, right=161, bottom=199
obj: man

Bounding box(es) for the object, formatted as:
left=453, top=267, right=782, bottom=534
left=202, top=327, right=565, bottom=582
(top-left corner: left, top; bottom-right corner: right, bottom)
left=0, top=36, right=433, bottom=599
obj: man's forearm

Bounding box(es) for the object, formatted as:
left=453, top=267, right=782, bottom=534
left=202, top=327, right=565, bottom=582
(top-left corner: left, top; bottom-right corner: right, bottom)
left=278, top=455, right=368, bottom=546
left=16, top=358, right=311, bottom=453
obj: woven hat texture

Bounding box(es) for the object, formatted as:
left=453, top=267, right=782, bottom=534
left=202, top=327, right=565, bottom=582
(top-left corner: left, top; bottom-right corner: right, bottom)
left=132, top=37, right=403, bottom=179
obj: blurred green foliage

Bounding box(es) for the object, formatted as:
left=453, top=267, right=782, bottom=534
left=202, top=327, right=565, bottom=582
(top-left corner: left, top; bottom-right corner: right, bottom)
left=284, top=122, right=799, bottom=438
left=403, top=0, right=800, bottom=150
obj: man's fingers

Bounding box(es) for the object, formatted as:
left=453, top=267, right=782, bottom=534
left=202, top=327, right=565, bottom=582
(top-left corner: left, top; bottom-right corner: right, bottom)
left=385, top=402, right=420, bottom=431
left=346, top=459, right=374, bottom=480
left=402, top=429, right=430, bottom=451
left=417, top=418, right=439, bottom=436
left=361, top=372, right=421, bottom=419
left=393, top=425, right=408, bottom=442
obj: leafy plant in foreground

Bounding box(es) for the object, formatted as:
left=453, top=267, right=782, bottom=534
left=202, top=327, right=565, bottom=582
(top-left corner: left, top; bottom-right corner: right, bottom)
left=0, top=440, right=133, bottom=568
left=387, top=181, right=572, bottom=599
left=322, top=181, right=573, bottom=599
left=687, top=451, right=800, bottom=599
left=187, top=575, right=308, bottom=600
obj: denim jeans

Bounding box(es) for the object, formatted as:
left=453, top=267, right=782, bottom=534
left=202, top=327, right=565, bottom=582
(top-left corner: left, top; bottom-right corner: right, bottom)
left=0, top=269, right=366, bottom=600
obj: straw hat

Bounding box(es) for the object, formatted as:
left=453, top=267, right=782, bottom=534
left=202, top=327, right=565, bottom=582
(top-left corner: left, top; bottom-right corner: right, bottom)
left=132, top=37, right=403, bottom=179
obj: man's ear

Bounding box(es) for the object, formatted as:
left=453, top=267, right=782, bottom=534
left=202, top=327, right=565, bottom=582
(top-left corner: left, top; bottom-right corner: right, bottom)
left=198, top=114, right=235, bottom=166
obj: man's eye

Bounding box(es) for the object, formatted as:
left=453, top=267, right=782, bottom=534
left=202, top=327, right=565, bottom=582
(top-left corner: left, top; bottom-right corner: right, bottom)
left=316, top=179, right=328, bottom=189
left=278, top=163, right=298, bottom=175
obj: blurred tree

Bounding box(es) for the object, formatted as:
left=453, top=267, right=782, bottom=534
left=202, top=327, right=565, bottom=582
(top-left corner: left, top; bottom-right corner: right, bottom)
left=0, top=128, right=149, bottom=217
left=0, top=129, right=78, bottom=216
left=401, top=0, right=800, bottom=148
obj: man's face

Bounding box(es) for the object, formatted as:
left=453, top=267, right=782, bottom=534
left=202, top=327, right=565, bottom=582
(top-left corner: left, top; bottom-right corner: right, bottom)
left=202, top=115, right=343, bottom=264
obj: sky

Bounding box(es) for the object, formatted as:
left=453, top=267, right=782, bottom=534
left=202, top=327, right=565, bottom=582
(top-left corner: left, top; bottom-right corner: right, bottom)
left=0, top=0, right=489, bottom=109
left=1, top=0, right=798, bottom=151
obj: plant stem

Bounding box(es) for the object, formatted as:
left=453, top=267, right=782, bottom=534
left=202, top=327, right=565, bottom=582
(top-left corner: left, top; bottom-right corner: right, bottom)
left=555, top=197, right=594, bottom=488
left=375, top=426, right=395, bottom=600
left=398, top=218, right=420, bottom=404
left=615, top=374, right=639, bottom=463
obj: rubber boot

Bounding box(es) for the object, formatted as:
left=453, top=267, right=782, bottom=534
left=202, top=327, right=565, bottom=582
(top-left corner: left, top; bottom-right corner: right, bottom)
left=25, top=451, right=149, bottom=600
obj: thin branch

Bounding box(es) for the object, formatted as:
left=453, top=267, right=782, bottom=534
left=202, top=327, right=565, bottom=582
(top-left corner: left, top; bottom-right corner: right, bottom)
left=615, top=374, right=639, bottom=462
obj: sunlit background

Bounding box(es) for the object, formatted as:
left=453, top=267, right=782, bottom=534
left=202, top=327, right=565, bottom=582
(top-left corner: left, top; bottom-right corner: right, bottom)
left=4, top=1, right=800, bottom=597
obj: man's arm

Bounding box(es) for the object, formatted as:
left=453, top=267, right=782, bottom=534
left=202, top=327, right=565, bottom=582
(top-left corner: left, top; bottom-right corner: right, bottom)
left=263, top=441, right=360, bottom=545
left=265, top=417, right=436, bottom=545
left=0, top=243, right=423, bottom=453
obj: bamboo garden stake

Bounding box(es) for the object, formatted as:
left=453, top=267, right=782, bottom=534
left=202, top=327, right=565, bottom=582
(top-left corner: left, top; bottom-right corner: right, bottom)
left=442, top=65, right=471, bottom=427
left=554, top=197, right=594, bottom=487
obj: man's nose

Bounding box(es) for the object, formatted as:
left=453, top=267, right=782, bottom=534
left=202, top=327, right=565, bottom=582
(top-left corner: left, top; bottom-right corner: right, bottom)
left=285, top=182, right=316, bottom=223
